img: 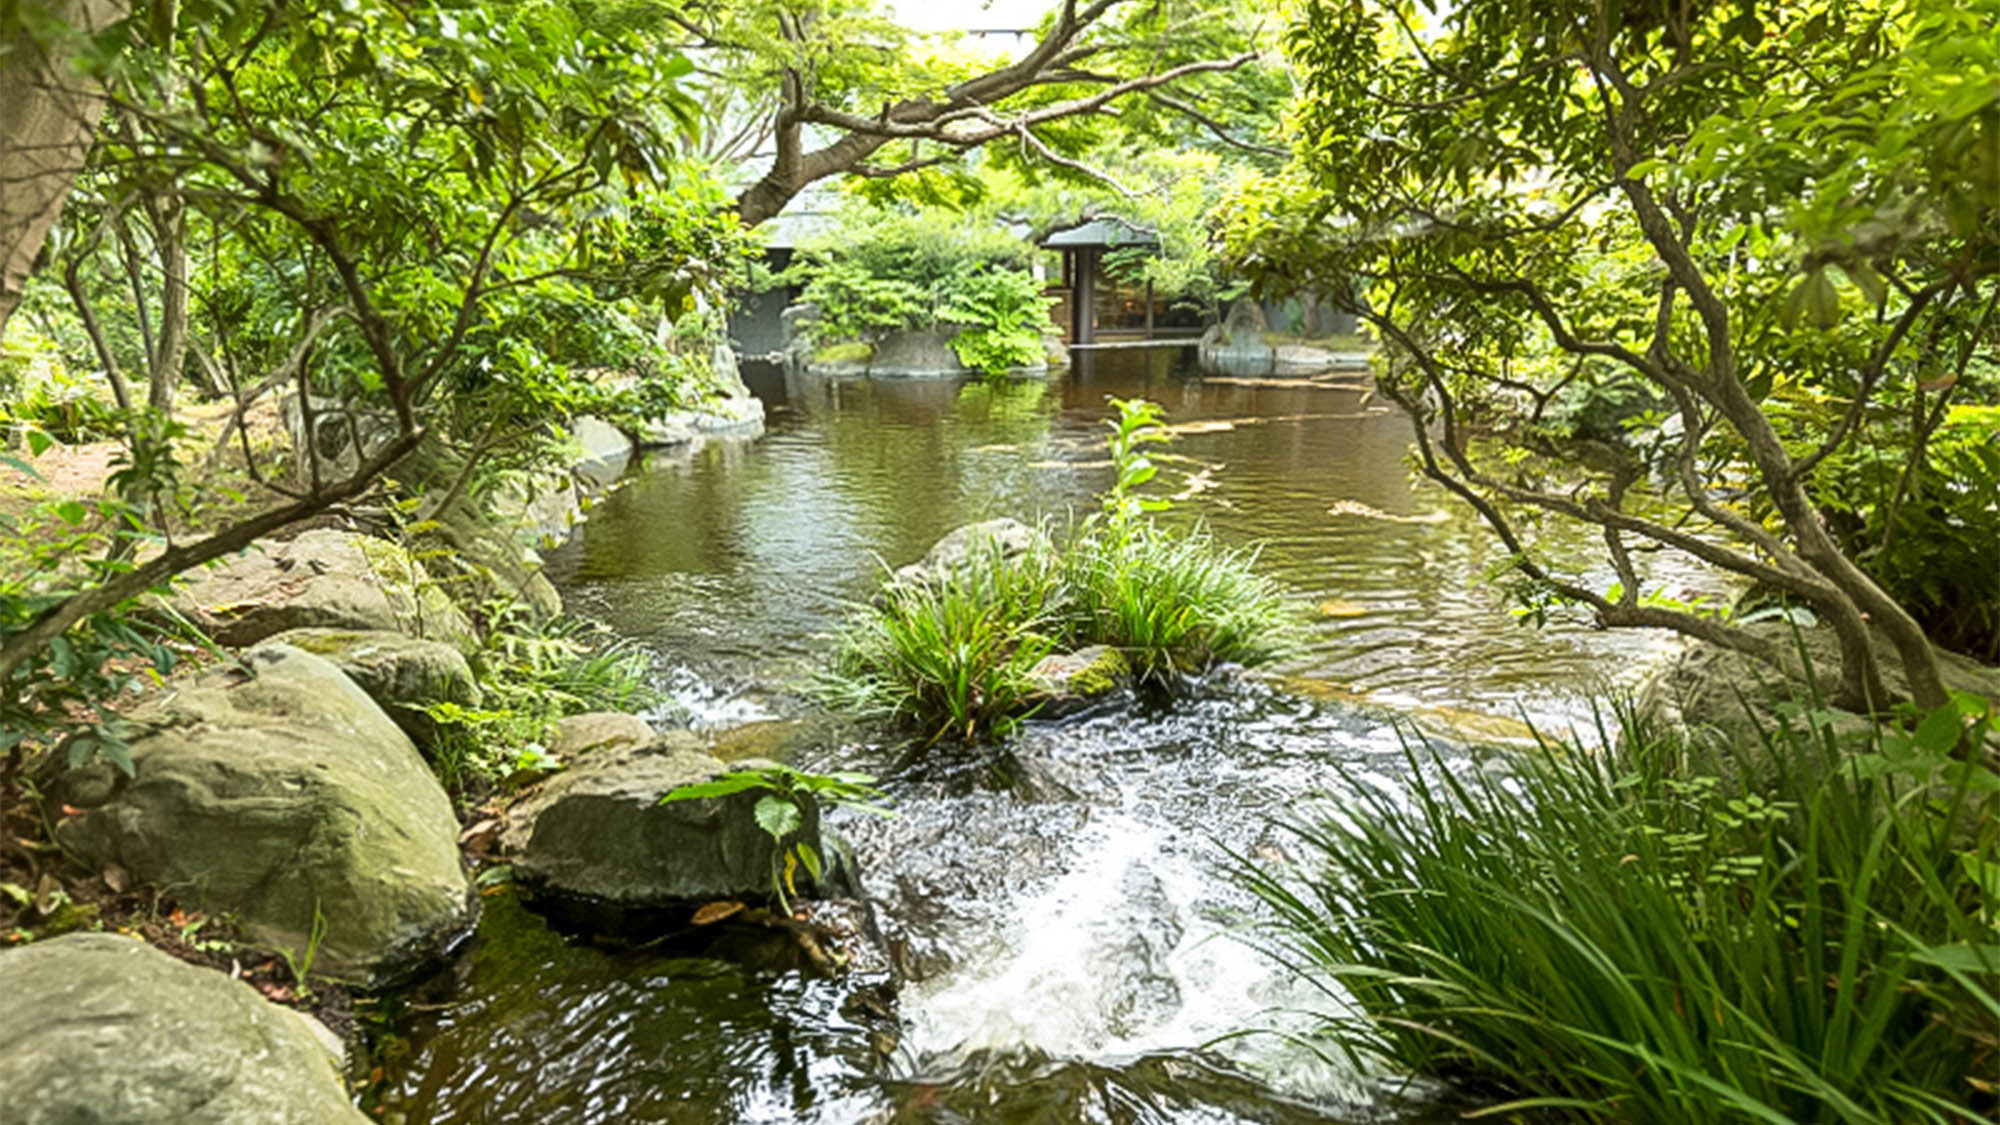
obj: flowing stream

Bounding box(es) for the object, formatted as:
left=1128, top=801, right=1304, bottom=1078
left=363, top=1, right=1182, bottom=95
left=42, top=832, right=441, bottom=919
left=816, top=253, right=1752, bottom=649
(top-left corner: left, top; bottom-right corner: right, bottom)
left=376, top=349, right=1710, bottom=1122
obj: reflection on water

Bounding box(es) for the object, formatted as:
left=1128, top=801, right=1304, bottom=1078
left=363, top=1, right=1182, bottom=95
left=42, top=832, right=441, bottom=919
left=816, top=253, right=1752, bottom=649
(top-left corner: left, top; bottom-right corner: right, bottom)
left=554, top=349, right=1696, bottom=726
left=380, top=351, right=1703, bottom=1123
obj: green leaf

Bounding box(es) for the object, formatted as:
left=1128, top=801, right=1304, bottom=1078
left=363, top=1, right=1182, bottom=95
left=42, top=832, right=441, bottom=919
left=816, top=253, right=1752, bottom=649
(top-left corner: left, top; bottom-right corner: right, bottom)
left=1913, top=700, right=1967, bottom=754
left=794, top=841, right=823, bottom=882
left=1840, top=261, right=1887, bottom=307
left=53, top=500, right=87, bottom=526
left=0, top=455, right=45, bottom=481
left=661, top=773, right=770, bottom=803
left=754, top=794, right=802, bottom=842
left=24, top=429, right=52, bottom=457
left=1909, top=943, right=2000, bottom=974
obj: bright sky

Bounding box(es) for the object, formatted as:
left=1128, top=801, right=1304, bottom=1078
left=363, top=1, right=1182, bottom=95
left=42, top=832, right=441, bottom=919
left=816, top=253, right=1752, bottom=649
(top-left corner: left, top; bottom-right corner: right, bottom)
left=887, top=0, right=1053, bottom=33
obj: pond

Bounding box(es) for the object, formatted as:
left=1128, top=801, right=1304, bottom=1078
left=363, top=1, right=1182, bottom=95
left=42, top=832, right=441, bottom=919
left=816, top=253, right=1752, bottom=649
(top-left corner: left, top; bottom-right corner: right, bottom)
left=375, top=348, right=1706, bottom=1123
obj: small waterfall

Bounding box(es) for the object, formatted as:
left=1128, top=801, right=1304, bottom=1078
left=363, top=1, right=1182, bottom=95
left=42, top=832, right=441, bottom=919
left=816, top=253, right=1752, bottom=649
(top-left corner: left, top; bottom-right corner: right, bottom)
left=892, top=811, right=1368, bottom=1104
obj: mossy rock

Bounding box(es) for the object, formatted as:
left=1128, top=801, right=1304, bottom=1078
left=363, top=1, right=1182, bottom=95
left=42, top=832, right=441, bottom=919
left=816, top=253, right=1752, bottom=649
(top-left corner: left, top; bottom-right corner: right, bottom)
left=264, top=627, right=481, bottom=749
left=812, top=340, right=873, bottom=365
left=0, top=933, right=366, bottom=1124
left=1029, top=645, right=1132, bottom=718
left=174, top=529, right=478, bottom=655
left=55, top=645, right=475, bottom=988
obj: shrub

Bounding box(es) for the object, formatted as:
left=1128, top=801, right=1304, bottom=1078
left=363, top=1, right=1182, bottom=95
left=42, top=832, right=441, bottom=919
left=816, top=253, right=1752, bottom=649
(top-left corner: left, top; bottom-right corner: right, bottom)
left=826, top=536, right=1063, bottom=742
left=937, top=266, right=1056, bottom=376
left=1234, top=695, right=2000, bottom=1124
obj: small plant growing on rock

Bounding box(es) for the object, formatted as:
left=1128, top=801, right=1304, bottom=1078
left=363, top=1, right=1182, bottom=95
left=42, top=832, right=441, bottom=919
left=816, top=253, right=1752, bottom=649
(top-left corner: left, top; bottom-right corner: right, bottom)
left=661, top=764, right=890, bottom=914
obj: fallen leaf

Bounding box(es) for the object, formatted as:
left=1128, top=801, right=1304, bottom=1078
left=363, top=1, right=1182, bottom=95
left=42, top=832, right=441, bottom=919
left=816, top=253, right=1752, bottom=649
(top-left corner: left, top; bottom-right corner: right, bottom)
left=691, top=901, right=745, bottom=926
left=1318, top=598, right=1368, bottom=619
left=60, top=804, right=87, bottom=818
left=102, top=865, right=129, bottom=894
left=457, top=818, right=502, bottom=856
left=33, top=873, right=61, bottom=916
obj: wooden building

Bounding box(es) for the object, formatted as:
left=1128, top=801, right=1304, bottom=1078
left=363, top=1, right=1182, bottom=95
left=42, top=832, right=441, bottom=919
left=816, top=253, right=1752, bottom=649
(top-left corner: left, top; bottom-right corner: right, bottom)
left=1039, top=217, right=1206, bottom=345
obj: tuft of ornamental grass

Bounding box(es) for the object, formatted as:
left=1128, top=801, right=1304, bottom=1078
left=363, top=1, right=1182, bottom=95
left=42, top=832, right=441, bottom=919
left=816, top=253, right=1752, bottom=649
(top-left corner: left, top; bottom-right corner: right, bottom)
left=1061, top=521, right=1296, bottom=682
left=823, top=520, right=1298, bottom=741
left=1232, top=696, right=2000, bottom=1124
left=824, top=538, right=1063, bottom=742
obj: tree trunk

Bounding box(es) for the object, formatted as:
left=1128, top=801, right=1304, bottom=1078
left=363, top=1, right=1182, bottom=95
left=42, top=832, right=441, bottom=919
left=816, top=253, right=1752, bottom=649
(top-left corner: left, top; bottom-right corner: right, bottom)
left=0, top=0, right=121, bottom=337
left=145, top=195, right=189, bottom=413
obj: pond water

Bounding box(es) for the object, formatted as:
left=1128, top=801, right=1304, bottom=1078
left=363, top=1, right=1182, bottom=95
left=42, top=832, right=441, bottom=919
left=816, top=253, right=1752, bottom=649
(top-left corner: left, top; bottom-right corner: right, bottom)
left=376, top=349, right=1706, bottom=1123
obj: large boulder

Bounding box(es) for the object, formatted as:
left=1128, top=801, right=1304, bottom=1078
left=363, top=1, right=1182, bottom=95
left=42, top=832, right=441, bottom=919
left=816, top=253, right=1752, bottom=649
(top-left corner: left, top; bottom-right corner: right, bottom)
left=570, top=414, right=635, bottom=486
left=502, top=734, right=826, bottom=909
left=264, top=627, right=481, bottom=747
left=1638, top=621, right=2000, bottom=773
left=175, top=528, right=478, bottom=655
left=866, top=327, right=966, bottom=378
left=0, top=934, right=365, bottom=1125
left=55, top=645, right=475, bottom=988
left=891, top=518, right=1055, bottom=589
left=1197, top=298, right=1278, bottom=377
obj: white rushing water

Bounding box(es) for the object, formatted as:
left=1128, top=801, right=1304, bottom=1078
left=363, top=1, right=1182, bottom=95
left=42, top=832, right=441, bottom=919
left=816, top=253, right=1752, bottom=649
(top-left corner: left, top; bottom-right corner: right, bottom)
left=892, top=807, right=1372, bottom=1104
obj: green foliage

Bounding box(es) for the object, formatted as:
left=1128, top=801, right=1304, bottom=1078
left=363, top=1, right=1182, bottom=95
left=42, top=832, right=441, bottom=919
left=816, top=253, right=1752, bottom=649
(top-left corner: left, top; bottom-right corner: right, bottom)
left=1235, top=696, right=2000, bottom=1123
left=661, top=763, right=891, bottom=912
left=827, top=538, right=1065, bottom=742
left=787, top=203, right=1051, bottom=369
left=796, top=260, right=930, bottom=345
left=0, top=355, right=122, bottom=445
left=1, top=0, right=746, bottom=778
left=1222, top=0, right=2000, bottom=699
left=1097, top=397, right=1173, bottom=536
left=824, top=400, right=1297, bottom=740
left=422, top=609, right=660, bottom=795
left=937, top=267, right=1056, bottom=376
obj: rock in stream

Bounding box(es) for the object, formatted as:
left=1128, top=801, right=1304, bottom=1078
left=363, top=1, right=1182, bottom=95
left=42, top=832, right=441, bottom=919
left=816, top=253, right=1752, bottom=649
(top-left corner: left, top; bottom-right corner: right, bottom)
left=0, top=933, right=365, bottom=1124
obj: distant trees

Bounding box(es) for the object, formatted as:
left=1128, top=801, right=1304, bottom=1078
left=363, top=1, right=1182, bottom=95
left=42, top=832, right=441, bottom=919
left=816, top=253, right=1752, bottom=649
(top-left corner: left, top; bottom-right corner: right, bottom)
left=661, top=0, right=1265, bottom=224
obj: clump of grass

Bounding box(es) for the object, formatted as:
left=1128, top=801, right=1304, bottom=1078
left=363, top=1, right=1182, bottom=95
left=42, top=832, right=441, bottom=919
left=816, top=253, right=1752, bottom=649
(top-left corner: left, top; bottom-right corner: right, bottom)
left=1062, top=522, right=1292, bottom=681
left=824, top=398, right=1300, bottom=741
left=826, top=540, right=1062, bottom=741
left=1233, top=694, right=2000, bottom=1124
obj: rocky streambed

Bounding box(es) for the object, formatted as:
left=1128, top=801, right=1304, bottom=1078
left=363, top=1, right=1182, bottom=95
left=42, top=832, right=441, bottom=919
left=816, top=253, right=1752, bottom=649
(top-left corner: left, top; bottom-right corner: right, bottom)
left=9, top=350, right=1952, bottom=1124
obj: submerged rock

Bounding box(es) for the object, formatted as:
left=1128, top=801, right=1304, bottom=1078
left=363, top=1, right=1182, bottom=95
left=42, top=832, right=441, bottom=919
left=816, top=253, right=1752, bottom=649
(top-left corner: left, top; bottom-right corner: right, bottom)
left=1029, top=645, right=1132, bottom=718
left=56, top=645, right=475, bottom=988
left=891, top=517, right=1054, bottom=589
left=264, top=626, right=480, bottom=747
left=502, top=734, right=830, bottom=909
left=0, top=933, right=365, bottom=1125
left=175, top=528, right=478, bottom=655
left=550, top=711, right=655, bottom=759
